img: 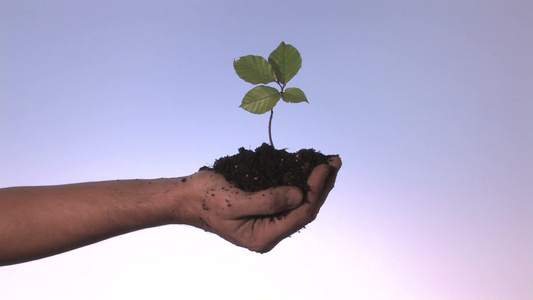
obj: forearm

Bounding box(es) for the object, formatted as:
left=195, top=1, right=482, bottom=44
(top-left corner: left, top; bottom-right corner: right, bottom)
left=0, top=177, right=191, bottom=266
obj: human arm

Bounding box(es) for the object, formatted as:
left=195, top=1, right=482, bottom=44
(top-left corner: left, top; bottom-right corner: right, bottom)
left=0, top=157, right=341, bottom=266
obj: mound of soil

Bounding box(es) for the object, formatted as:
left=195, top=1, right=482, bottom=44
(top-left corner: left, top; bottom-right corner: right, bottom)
left=201, top=143, right=335, bottom=195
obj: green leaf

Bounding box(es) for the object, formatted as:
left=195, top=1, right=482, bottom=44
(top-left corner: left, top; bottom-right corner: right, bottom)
left=268, top=42, right=302, bottom=85
left=233, top=55, right=277, bottom=84
left=282, top=87, right=308, bottom=103
left=240, top=86, right=281, bottom=114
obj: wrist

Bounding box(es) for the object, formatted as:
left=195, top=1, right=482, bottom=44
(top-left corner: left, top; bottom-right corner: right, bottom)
left=142, top=176, right=196, bottom=226
left=165, top=170, right=218, bottom=228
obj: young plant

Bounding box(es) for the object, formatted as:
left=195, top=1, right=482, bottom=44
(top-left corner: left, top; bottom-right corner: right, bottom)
left=233, top=42, right=308, bottom=148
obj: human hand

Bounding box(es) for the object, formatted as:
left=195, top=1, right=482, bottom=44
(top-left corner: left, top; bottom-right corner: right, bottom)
left=186, top=156, right=342, bottom=252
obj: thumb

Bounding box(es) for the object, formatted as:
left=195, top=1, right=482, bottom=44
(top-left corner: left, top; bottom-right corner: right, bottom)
left=283, top=188, right=304, bottom=209
left=236, top=187, right=303, bottom=217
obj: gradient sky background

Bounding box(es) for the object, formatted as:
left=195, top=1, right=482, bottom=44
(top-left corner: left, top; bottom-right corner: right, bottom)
left=1, top=1, right=532, bottom=299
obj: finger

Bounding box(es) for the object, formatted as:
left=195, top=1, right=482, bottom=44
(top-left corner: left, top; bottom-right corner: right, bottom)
left=328, top=156, right=342, bottom=170
left=305, top=163, right=331, bottom=206
left=313, top=156, right=342, bottom=215
left=266, top=158, right=340, bottom=234
left=246, top=157, right=342, bottom=253
left=243, top=204, right=315, bottom=253
left=265, top=163, right=331, bottom=231
left=229, top=187, right=303, bottom=218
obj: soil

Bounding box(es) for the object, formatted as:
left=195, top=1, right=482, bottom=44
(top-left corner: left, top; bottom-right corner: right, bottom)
left=200, top=143, right=335, bottom=195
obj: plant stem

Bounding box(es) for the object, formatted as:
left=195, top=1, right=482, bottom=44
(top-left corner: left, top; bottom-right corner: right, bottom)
left=268, top=80, right=285, bottom=149
left=268, top=109, right=274, bottom=148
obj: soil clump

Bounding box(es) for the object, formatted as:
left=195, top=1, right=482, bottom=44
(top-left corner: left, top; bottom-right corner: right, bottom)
left=201, top=143, right=335, bottom=195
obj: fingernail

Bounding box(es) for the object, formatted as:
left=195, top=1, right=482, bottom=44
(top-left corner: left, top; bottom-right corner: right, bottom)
left=286, top=188, right=303, bottom=207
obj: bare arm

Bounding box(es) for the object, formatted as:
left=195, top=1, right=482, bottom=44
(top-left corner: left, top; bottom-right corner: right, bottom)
left=0, top=157, right=341, bottom=266
left=0, top=178, right=187, bottom=265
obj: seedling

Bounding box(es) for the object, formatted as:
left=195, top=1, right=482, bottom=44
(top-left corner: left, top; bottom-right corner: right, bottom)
left=234, top=42, right=308, bottom=148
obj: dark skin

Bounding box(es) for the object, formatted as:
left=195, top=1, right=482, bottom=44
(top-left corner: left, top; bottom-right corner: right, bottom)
left=0, top=157, right=341, bottom=266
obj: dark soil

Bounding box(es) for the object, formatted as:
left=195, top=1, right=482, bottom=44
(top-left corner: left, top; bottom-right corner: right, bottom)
left=200, top=143, right=335, bottom=195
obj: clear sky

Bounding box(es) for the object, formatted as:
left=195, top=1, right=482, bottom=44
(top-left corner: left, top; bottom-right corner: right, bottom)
left=1, top=1, right=532, bottom=299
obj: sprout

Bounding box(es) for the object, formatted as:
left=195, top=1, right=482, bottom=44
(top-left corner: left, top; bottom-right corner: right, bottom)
left=234, top=42, right=308, bottom=148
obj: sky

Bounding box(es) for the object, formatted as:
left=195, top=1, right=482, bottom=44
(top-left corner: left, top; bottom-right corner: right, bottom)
left=1, top=0, right=532, bottom=299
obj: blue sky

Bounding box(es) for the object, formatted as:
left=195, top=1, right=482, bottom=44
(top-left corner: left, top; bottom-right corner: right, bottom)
left=1, top=1, right=532, bottom=299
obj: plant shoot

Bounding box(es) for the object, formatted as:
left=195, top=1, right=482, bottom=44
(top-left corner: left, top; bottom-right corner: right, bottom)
left=234, top=42, right=308, bottom=148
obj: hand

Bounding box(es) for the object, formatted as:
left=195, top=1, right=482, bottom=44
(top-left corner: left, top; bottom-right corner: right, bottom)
left=187, top=156, right=342, bottom=253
